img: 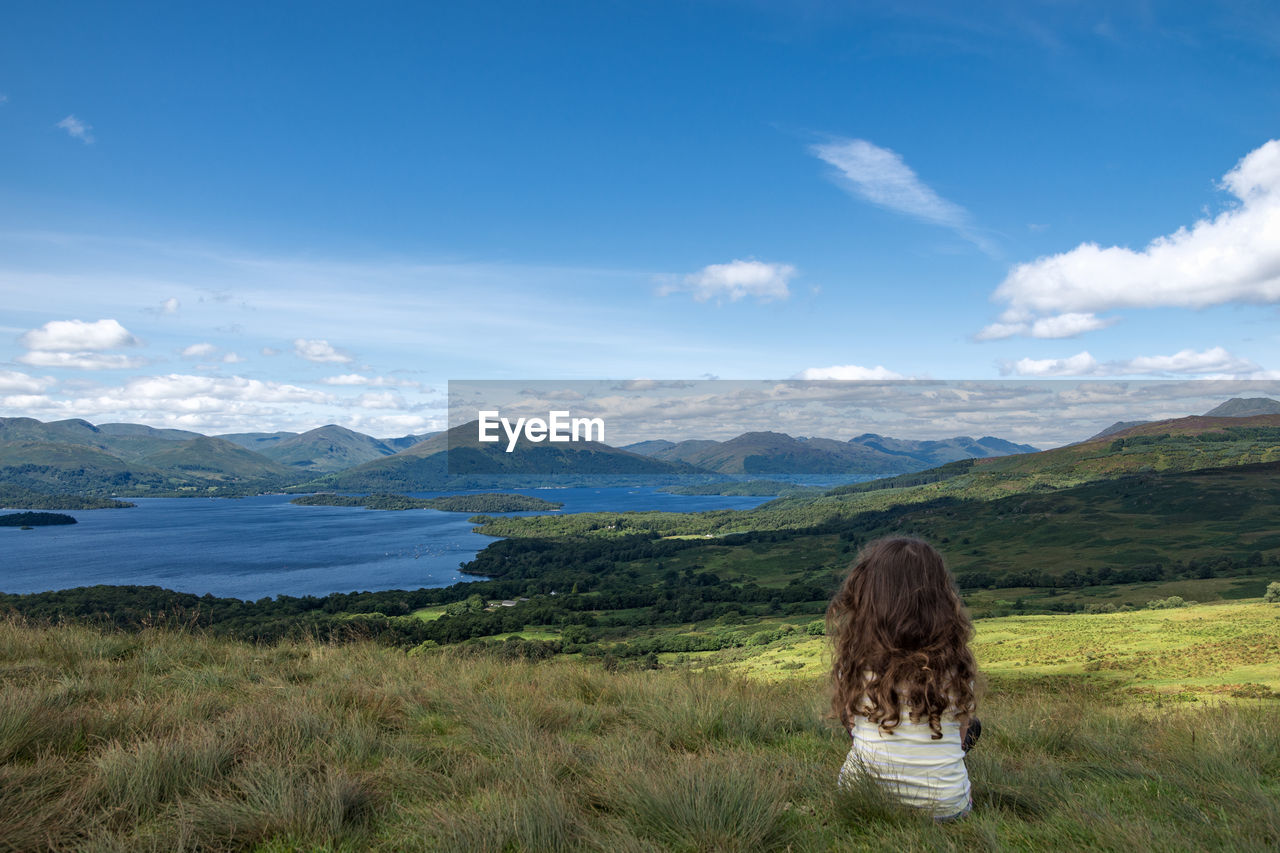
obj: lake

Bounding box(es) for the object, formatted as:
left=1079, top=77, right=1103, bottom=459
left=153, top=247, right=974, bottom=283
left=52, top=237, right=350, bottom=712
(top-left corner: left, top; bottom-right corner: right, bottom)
left=0, top=488, right=773, bottom=600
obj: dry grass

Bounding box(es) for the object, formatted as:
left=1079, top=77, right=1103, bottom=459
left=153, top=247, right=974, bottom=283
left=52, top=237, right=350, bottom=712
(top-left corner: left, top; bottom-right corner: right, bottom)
left=1, top=615, right=1277, bottom=851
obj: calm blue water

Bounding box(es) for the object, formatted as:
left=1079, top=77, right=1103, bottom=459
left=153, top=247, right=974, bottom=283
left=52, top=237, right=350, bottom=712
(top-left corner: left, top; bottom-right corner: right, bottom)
left=0, top=488, right=772, bottom=600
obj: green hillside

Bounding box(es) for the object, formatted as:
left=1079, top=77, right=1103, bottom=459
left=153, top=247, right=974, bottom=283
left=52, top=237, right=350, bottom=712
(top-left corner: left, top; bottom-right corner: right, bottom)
left=0, top=418, right=305, bottom=496
left=699, top=600, right=1280, bottom=704
left=0, top=417, right=203, bottom=463
left=0, top=417, right=107, bottom=445
left=250, top=424, right=396, bottom=472
left=0, top=441, right=303, bottom=498
left=805, top=416, right=1280, bottom=511
left=138, top=436, right=299, bottom=479
left=93, top=422, right=207, bottom=462
left=468, top=415, right=1280, bottom=542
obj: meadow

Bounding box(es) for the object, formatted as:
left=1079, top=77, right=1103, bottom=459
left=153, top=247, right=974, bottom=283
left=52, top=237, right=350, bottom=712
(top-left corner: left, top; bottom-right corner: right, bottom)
left=2, top=600, right=1278, bottom=852
left=682, top=600, right=1280, bottom=704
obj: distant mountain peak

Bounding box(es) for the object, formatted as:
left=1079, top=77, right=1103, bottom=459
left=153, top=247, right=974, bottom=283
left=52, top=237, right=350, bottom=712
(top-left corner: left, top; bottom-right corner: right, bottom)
left=1203, top=397, right=1280, bottom=418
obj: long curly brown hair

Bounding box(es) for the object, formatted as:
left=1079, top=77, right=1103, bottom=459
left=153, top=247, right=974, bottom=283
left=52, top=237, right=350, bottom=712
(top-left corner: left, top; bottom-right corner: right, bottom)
left=827, top=536, right=976, bottom=738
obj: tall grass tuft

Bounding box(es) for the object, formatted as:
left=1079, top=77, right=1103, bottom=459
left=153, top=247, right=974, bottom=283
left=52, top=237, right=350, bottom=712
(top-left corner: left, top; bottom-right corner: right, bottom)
left=601, top=750, right=798, bottom=852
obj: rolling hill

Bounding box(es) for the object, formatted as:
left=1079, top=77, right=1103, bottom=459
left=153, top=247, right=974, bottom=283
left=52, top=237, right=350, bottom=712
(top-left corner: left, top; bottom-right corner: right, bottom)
left=307, top=420, right=705, bottom=491
left=218, top=428, right=437, bottom=469
left=0, top=417, right=304, bottom=496
left=1087, top=395, right=1280, bottom=441
left=252, top=425, right=398, bottom=473
left=807, top=412, right=1280, bottom=512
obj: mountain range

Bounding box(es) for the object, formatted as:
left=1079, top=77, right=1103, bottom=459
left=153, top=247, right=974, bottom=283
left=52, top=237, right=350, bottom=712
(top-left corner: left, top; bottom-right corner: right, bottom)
left=623, top=431, right=1038, bottom=475
left=0, top=396, right=1274, bottom=498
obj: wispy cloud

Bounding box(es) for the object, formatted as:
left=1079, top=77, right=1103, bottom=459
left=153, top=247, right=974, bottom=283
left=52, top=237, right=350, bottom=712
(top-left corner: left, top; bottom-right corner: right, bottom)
left=142, top=297, right=181, bottom=317
left=56, top=114, right=94, bottom=144
left=810, top=137, right=993, bottom=253
left=659, top=259, right=796, bottom=303
left=977, top=312, right=1115, bottom=341
left=981, top=138, right=1280, bottom=340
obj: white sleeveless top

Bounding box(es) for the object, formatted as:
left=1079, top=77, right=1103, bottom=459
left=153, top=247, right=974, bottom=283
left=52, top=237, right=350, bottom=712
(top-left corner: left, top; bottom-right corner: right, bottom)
left=838, top=711, right=971, bottom=817
left=835, top=669, right=973, bottom=817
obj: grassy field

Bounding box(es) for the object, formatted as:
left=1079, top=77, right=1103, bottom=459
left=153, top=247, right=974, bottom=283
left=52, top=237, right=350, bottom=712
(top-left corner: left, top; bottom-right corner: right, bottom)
left=682, top=600, right=1280, bottom=702
left=2, top=605, right=1278, bottom=852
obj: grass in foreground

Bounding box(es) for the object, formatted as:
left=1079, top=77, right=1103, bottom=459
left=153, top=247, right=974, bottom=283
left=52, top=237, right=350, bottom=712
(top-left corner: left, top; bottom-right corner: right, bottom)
left=1, top=617, right=1278, bottom=852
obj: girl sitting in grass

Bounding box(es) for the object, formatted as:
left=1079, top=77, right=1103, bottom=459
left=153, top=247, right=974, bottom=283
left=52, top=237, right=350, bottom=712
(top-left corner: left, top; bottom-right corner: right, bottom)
left=827, top=536, right=981, bottom=821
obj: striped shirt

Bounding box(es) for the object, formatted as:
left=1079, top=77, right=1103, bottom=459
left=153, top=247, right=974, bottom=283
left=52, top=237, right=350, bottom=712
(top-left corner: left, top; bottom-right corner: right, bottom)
left=838, top=710, right=971, bottom=817
left=834, top=666, right=975, bottom=817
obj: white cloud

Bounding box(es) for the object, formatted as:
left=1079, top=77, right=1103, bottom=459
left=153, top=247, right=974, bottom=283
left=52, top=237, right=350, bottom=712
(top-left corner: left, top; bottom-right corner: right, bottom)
left=181, top=342, right=218, bottom=358
left=293, top=338, right=354, bottom=363
left=17, top=351, right=146, bottom=370
left=222, top=352, right=245, bottom=363
left=56, top=115, right=94, bottom=144
left=981, top=313, right=1116, bottom=341
left=1004, top=352, right=1102, bottom=377
left=1002, top=346, right=1259, bottom=377
left=1024, top=313, right=1115, bottom=339
left=1124, top=347, right=1256, bottom=375
left=321, top=373, right=375, bottom=385
left=0, top=370, right=53, bottom=393
left=260, top=346, right=281, bottom=356
left=0, top=374, right=346, bottom=434
left=105, top=374, right=333, bottom=406
left=21, top=318, right=138, bottom=351
left=984, top=139, right=1280, bottom=339
left=793, top=364, right=905, bottom=380
left=661, top=259, right=796, bottom=303
left=811, top=137, right=990, bottom=251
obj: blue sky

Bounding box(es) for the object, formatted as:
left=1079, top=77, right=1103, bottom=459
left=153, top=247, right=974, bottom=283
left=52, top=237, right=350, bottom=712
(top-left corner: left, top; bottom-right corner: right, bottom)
left=2, top=1, right=1279, bottom=436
